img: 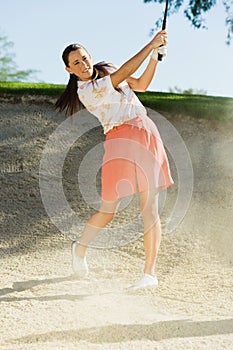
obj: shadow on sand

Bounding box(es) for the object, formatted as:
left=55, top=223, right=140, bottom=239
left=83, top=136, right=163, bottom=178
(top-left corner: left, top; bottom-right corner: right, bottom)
left=7, top=318, right=233, bottom=344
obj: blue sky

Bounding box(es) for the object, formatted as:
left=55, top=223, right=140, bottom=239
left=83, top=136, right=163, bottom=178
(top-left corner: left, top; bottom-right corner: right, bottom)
left=1, top=0, right=233, bottom=97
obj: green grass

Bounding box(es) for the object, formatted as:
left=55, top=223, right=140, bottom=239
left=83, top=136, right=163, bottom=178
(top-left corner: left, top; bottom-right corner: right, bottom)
left=137, top=91, right=233, bottom=121
left=0, top=82, right=65, bottom=96
left=0, top=82, right=233, bottom=121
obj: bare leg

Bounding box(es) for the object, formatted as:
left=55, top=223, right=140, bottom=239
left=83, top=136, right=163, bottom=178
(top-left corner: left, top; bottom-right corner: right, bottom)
left=75, top=199, right=120, bottom=258
left=140, top=189, right=161, bottom=276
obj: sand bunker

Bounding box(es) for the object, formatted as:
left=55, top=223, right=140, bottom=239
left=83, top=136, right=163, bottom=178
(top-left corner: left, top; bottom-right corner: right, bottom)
left=0, top=96, right=232, bottom=349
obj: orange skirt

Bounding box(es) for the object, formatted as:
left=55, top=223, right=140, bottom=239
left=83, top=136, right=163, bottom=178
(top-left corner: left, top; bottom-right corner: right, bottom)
left=101, top=116, right=174, bottom=201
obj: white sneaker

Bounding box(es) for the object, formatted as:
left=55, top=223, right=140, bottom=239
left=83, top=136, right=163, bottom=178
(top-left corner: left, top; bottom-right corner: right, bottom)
left=71, top=241, right=88, bottom=278
left=128, top=274, right=158, bottom=290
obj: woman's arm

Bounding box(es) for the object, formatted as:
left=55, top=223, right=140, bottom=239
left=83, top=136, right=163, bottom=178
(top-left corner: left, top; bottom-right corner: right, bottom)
left=110, top=30, right=167, bottom=88
left=126, top=57, right=158, bottom=92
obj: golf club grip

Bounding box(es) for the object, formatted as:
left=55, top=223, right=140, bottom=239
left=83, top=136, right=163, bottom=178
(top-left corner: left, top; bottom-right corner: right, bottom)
left=158, top=0, right=168, bottom=62
left=158, top=52, right=163, bottom=61
left=159, top=19, right=166, bottom=61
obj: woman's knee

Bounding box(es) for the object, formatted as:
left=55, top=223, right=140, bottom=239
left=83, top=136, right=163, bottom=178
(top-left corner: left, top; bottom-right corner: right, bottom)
left=140, top=191, right=159, bottom=218
left=141, top=205, right=159, bottom=223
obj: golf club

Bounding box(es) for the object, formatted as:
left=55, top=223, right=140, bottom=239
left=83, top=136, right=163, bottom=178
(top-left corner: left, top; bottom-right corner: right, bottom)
left=158, top=0, right=169, bottom=61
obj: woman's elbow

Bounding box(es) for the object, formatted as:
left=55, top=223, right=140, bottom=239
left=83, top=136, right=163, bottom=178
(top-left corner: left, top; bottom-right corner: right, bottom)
left=134, top=85, right=148, bottom=92
left=139, top=86, right=147, bottom=92
left=127, top=77, right=148, bottom=92
left=135, top=79, right=149, bottom=92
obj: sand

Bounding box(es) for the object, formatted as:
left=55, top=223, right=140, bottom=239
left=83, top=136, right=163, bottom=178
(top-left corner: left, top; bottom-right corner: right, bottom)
left=0, top=95, right=233, bottom=349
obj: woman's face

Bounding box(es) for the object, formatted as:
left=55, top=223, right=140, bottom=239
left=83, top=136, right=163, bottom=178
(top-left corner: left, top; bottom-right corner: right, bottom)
left=66, top=47, right=93, bottom=81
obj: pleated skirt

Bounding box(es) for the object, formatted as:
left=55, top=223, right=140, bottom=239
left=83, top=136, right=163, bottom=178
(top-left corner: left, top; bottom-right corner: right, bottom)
left=101, top=116, right=174, bottom=201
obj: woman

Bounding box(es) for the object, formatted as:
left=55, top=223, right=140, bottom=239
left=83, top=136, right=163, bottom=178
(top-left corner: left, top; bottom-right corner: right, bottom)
left=56, top=30, right=173, bottom=290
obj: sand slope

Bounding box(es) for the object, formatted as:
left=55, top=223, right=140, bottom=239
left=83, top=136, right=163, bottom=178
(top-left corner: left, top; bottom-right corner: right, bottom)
left=0, top=96, right=233, bottom=349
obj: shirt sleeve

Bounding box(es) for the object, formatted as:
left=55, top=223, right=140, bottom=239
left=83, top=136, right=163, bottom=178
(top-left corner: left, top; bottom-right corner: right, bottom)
left=78, top=75, right=116, bottom=108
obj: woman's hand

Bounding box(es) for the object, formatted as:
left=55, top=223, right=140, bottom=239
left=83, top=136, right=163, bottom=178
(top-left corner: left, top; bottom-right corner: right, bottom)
left=110, top=30, right=168, bottom=88
left=150, top=30, right=168, bottom=49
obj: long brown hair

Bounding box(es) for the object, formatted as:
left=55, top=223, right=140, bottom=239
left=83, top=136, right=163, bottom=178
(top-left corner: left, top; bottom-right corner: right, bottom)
left=55, top=44, right=116, bottom=116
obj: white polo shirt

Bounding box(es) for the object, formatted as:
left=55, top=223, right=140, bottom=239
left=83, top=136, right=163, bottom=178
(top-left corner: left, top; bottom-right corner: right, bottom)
left=77, top=73, right=148, bottom=134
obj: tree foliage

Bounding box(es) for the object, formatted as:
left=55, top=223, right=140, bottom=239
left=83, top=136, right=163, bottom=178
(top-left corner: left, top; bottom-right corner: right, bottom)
left=144, top=0, right=233, bottom=44
left=0, top=29, right=39, bottom=82
left=169, top=85, right=207, bottom=94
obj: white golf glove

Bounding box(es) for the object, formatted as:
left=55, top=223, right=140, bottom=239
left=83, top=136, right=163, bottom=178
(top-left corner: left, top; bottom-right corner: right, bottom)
left=151, top=46, right=167, bottom=60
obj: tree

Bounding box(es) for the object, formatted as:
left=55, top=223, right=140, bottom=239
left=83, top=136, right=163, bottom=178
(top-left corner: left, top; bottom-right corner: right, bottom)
left=144, top=0, right=233, bottom=44
left=0, top=29, right=39, bottom=82
left=169, top=86, right=207, bottom=94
